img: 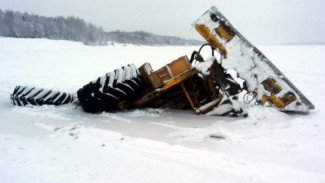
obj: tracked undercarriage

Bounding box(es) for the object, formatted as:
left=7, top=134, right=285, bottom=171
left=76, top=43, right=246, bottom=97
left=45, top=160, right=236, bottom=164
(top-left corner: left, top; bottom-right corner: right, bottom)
left=10, top=6, right=314, bottom=116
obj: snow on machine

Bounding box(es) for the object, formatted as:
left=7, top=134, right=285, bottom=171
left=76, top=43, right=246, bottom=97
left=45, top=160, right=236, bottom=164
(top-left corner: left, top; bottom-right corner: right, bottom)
left=10, top=6, right=314, bottom=116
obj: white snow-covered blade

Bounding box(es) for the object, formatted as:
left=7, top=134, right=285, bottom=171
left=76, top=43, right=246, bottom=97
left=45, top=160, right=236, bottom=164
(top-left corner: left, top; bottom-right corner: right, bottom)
left=194, top=6, right=314, bottom=112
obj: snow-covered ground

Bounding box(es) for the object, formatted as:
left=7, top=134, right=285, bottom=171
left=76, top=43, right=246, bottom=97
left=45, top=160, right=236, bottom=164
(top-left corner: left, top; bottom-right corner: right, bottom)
left=0, top=37, right=324, bottom=183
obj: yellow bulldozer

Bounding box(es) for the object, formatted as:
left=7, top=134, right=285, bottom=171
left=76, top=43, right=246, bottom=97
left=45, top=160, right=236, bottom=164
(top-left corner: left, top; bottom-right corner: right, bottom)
left=11, top=7, right=314, bottom=117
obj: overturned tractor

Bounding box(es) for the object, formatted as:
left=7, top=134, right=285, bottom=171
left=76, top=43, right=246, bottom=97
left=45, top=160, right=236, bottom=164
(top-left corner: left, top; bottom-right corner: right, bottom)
left=10, top=6, right=314, bottom=116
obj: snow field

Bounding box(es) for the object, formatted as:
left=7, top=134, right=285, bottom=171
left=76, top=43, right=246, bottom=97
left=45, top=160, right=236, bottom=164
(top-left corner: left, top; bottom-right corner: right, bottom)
left=0, top=37, right=325, bottom=183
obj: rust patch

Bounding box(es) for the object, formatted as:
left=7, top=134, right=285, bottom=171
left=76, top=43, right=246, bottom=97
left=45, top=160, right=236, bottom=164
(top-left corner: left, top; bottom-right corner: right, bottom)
left=195, top=24, right=228, bottom=58
left=282, top=92, right=296, bottom=106
left=261, top=95, right=269, bottom=105
left=261, top=91, right=296, bottom=109
left=262, top=77, right=282, bottom=95
left=262, top=95, right=285, bottom=108
left=215, top=22, right=235, bottom=42
left=269, top=96, right=286, bottom=108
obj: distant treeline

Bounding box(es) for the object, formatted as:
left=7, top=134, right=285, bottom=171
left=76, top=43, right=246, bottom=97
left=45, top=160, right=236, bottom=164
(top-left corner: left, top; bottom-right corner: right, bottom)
left=0, top=10, right=106, bottom=45
left=0, top=9, right=203, bottom=46
left=106, top=31, right=203, bottom=46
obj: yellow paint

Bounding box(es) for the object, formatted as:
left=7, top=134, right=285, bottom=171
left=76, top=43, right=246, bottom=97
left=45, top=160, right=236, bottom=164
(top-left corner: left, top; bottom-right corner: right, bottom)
left=215, top=23, right=235, bottom=42
left=270, top=96, right=286, bottom=108
left=195, top=24, right=228, bottom=58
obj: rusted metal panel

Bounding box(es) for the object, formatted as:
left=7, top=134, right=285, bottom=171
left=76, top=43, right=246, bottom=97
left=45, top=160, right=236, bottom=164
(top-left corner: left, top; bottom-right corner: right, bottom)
left=146, top=56, right=193, bottom=90
left=162, top=69, right=199, bottom=91
left=156, top=66, right=171, bottom=82
left=149, top=72, right=164, bottom=89
left=128, top=68, right=199, bottom=109
left=167, top=56, right=192, bottom=77
left=138, top=63, right=155, bottom=94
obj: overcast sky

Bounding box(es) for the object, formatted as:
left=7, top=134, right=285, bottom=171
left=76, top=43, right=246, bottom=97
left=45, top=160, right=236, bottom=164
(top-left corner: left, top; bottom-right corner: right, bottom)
left=1, top=0, right=325, bottom=45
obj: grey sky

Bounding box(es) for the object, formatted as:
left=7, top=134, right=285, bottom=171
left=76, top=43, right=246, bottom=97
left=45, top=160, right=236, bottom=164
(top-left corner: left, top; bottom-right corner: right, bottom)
left=1, top=0, right=325, bottom=45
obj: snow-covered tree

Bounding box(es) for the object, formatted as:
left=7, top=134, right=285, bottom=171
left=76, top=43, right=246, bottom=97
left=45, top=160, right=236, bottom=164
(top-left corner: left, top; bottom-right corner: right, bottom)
left=0, top=9, right=107, bottom=45
left=0, top=9, right=203, bottom=46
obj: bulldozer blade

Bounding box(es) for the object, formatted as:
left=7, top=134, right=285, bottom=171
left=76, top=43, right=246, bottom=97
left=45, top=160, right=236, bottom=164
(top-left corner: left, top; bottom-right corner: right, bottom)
left=194, top=6, right=314, bottom=112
